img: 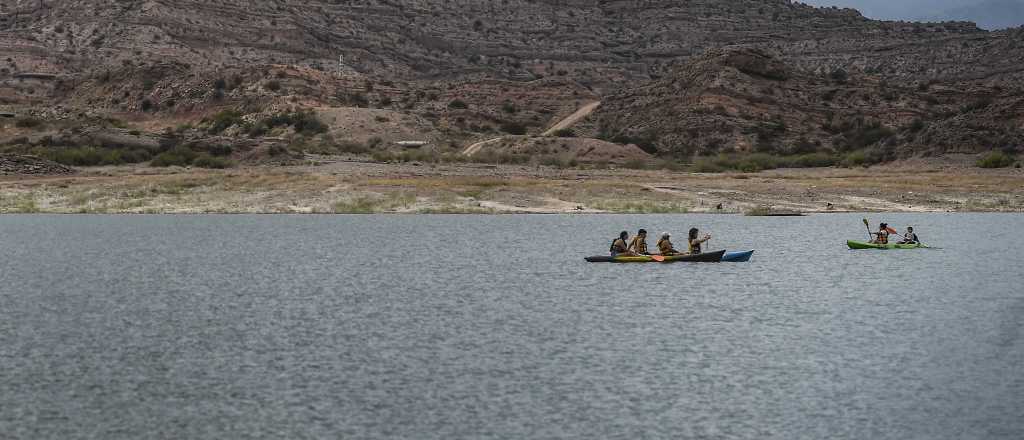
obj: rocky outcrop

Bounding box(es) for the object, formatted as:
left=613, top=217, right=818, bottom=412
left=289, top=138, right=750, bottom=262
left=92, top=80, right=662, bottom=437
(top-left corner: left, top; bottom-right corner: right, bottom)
left=0, top=154, right=75, bottom=175
left=593, top=48, right=1024, bottom=157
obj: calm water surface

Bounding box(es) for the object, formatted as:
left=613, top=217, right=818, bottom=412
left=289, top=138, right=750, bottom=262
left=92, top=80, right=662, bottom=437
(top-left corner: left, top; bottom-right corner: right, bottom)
left=1, top=214, right=1022, bottom=439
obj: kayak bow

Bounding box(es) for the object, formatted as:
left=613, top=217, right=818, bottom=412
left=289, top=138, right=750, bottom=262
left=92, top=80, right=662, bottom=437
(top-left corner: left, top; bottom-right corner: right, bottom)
left=722, top=250, right=755, bottom=262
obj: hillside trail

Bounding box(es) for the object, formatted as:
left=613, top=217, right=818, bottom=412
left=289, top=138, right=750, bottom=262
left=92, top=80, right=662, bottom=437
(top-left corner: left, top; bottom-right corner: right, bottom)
left=461, top=101, right=601, bottom=156
left=541, top=101, right=600, bottom=136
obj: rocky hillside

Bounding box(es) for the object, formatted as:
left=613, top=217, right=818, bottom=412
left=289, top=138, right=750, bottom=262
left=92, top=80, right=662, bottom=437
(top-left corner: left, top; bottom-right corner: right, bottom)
left=2, top=0, right=1023, bottom=158
left=593, top=48, right=1024, bottom=158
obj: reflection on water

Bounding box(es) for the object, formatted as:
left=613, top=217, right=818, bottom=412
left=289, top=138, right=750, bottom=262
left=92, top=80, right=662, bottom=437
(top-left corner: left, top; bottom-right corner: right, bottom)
left=1, top=214, right=1022, bottom=439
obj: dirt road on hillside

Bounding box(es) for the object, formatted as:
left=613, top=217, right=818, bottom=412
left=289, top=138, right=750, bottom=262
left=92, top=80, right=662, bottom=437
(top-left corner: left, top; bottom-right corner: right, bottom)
left=462, top=101, right=601, bottom=156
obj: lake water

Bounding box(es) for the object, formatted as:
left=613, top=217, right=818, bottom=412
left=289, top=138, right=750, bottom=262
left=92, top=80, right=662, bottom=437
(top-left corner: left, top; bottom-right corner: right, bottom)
left=1, top=214, right=1022, bottom=439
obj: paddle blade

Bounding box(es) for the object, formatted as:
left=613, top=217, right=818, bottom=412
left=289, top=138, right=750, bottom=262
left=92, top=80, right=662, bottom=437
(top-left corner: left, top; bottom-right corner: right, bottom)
left=863, top=218, right=870, bottom=228
left=651, top=255, right=666, bottom=262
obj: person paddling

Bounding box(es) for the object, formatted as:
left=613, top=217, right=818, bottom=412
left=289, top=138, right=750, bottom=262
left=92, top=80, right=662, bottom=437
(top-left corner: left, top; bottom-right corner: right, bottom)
left=899, top=226, right=920, bottom=244
left=629, top=229, right=650, bottom=256
left=657, top=232, right=680, bottom=256
left=870, top=223, right=890, bottom=245
left=688, top=228, right=711, bottom=255
left=609, top=231, right=635, bottom=257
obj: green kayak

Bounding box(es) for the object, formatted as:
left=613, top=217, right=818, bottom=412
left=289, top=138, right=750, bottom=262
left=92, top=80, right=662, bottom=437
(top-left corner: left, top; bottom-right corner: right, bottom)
left=847, top=240, right=926, bottom=250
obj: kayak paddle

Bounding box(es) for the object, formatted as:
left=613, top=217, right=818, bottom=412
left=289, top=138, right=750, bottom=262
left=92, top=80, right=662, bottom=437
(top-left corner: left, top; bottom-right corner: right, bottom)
left=862, top=218, right=872, bottom=240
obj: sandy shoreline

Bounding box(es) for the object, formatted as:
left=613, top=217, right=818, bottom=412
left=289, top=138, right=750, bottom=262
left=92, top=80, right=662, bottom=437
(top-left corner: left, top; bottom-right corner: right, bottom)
left=1, top=158, right=1022, bottom=214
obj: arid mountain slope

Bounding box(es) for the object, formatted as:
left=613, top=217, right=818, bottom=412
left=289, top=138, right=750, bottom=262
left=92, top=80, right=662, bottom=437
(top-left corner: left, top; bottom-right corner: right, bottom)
left=1, top=0, right=1023, bottom=158
left=593, top=48, right=1024, bottom=157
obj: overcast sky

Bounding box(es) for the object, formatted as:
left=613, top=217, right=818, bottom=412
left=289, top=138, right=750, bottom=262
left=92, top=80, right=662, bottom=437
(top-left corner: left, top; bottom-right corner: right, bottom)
left=800, top=0, right=1024, bottom=29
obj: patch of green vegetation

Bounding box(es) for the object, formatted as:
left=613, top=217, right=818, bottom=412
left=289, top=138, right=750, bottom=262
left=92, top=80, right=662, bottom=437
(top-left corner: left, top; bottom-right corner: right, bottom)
left=207, top=110, right=244, bottom=134
left=150, top=147, right=199, bottom=167
left=2, top=194, right=40, bottom=213
left=331, top=193, right=416, bottom=214
left=839, top=149, right=888, bottom=168
left=551, top=128, right=576, bottom=137
left=691, top=152, right=840, bottom=173
left=592, top=200, right=690, bottom=214
left=248, top=110, right=328, bottom=137
left=192, top=153, right=235, bottom=169
left=33, top=146, right=152, bottom=166
left=977, top=151, right=1016, bottom=169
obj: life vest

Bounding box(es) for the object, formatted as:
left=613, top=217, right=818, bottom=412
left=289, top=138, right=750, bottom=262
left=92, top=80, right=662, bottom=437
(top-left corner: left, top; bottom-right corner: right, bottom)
left=657, top=238, right=674, bottom=254
left=630, top=236, right=648, bottom=254
left=609, top=238, right=627, bottom=253
left=877, top=231, right=889, bottom=244
left=689, top=239, right=701, bottom=254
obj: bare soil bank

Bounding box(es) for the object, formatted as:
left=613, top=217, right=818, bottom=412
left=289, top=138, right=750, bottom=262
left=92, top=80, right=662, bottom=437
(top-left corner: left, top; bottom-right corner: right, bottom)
left=1, top=159, right=1022, bottom=214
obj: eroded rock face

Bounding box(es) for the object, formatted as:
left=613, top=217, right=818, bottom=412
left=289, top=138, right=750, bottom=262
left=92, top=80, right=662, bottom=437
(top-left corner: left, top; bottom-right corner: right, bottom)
left=1, top=0, right=1022, bottom=156
left=1, top=1, right=1020, bottom=90
left=0, top=154, right=75, bottom=175
left=593, top=48, right=1024, bottom=156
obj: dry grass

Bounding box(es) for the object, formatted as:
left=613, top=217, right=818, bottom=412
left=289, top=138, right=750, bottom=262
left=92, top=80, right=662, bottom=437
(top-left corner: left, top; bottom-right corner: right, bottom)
left=1, top=162, right=1021, bottom=213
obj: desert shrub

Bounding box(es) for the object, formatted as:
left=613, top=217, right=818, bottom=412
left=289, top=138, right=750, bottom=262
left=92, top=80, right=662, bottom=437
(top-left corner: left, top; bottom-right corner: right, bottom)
left=255, top=110, right=327, bottom=135
left=500, top=122, right=527, bottom=135
left=691, top=158, right=726, bottom=173
left=246, top=123, right=269, bottom=137
left=977, top=151, right=1016, bottom=169
left=346, top=93, right=369, bottom=107
left=197, top=143, right=233, bottom=157
left=471, top=150, right=530, bottom=165
left=150, top=147, right=199, bottom=167
left=14, top=117, right=44, bottom=129
left=120, top=149, right=154, bottom=163
left=192, top=153, right=234, bottom=169
left=51, top=147, right=108, bottom=166
left=290, top=112, right=328, bottom=135
left=266, top=80, right=282, bottom=91
left=690, top=152, right=839, bottom=173
left=537, top=154, right=578, bottom=168
left=839, top=150, right=887, bottom=168
left=960, top=97, right=993, bottom=114
left=337, top=140, right=370, bottom=154
left=829, top=68, right=849, bottom=83
left=837, top=120, right=895, bottom=151
left=788, top=137, right=818, bottom=155
left=448, top=99, right=468, bottom=109
left=784, top=152, right=837, bottom=168
left=608, top=129, right=660, bottom=154
left=207, top=110, right=244, bottom=134
left=903, top=119, right=925, bottom=133
left=552, top=128, right=576, bottom=137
